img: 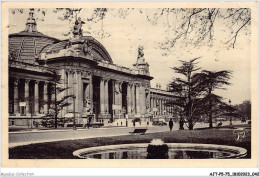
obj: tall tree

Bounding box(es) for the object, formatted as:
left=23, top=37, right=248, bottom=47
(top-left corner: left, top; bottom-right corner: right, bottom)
left=235, top=100, right=251, bottom=120
left=45, top=71, right=75, bottom=129
left=168, top=57, right=206, bottom=130
left=200, top=70, right=232, bottom=128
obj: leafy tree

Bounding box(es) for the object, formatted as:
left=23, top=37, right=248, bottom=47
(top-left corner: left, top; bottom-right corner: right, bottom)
left=200, top=70, right=232, bottom=128
left=45, top=71, right=75, bottom=129
left=218, top=101, right=237, bottom=125
left=168, top=57, right=206, bottom=130
left=235, top=100, right=251, bottom=120
left=11, top=8, right=250, bottom=51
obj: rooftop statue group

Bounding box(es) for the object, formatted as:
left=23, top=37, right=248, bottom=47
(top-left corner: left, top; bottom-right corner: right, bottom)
left=73, top=16, right=85, bottom=38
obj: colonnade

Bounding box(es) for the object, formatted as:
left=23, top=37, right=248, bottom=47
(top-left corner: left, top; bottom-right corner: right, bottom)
left=9, top=77, right=53, bottom=116
left=99, top=80, right=149, bottom=117
left=150, top=96, right=174, bottom=117
left=9, top=71, right=151, bottom=120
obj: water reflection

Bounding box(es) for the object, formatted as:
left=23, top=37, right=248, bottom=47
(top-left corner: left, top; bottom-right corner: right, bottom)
left=84, top=148, right=232, bottom=159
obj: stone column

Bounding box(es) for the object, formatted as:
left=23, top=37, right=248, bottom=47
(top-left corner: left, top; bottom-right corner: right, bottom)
left=104, top=79, right=109, bottom=114
left=89, top=74, right=93, bottom=112
left=139, top=84, right=144, bottom=115
left=61, top=69, right=67, bottom=116
left=127, top=83, right=132, bottom=115
left=118, top=81, right=122, bottom=110
left=51, top=83, right=55, bottom=104
left=158, top=98, right=161, bottom=115
left=24, top=79, right=30, bottom=115
left=75, top=70, right=82, bottom=113
left=162, top=99, right=165, bottom=115
left=43, top=82, right=48, bottom=114
left=161, top=99, right=163, bottom=115
left=144, top=86, right=148, bottom=114
left=84, top=83, right=89, bottom=100
left=166, top=100, right=169, bottom=114
left=68, top=70, right=74, bottom=112
left=100, top=78, right=105, bottom=114
left=131, top=84, right=135, bottom=114
left=135, top=83, right=140, bottom=115
left=170, top=101, right=172, bottom=115
left=164, top=100, right=167, bottom=115
left=155, top=98, right=158, bottom=116
left=146, top=88, right=150, bottom=114
left=114, top=81, right=119, bottom=115
left=13, top=78, right=19, bottom=115
left=34, top=81, right=39, bottom=115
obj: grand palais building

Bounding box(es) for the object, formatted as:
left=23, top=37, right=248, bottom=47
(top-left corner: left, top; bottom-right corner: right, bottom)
left=8, top=9, right=175, bottom=127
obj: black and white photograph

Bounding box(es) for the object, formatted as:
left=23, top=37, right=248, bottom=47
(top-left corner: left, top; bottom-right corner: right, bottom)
left=1, top=1, right=258, bottom=171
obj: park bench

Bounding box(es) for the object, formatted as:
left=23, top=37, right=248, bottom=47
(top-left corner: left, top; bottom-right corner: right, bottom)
left=83, top=123, right=104, bottom=128
left=129, top=129, right=147, bottom=135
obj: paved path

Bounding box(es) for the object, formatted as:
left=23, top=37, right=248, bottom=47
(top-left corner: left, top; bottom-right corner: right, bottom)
left=9, top=121, right=245, bottom=147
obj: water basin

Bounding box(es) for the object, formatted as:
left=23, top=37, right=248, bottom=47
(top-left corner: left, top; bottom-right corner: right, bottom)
left=73, top=143, right=247, bottom=159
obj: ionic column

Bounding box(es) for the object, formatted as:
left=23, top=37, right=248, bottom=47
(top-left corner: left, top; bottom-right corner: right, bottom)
left=131, top=84, right=135, bottom=114
left=43, top=82, right=48, bottom=114
left=139, top=84, right=144, bottom=114
left=143, top=86, right=148, bottom=114
left=34, top=81, right=39, bottom=115
left=136, top=83, right=140, bottom=114
left=161, top=99, right=163, bottom=115
left=146, top=88, right=150, bottom=114
left=166, top=100, right=169, bottom=115
left=51, top=83, right=55, bottom=103
left=164, top=100, right=167, bottom=115
left=100, top=78, right=105, bottom=114
left=75, top=71, right=82, bottom=113
left=24, top=79, right=30, bottom=115
left=13, top=78, right=19, bottom=115
left=127, top=83, right=132, bottom=114
left=84, top=83, right=89, bottom=100
left=89, top=74, right=93, bottom=112
left=104, top=79, right=109, bottom=113
left=68, top=70, right=74, bottom=112
left=154, top=97, right=156, bottom=115
left=150, top=98, right=152, bottom=110
left=118, top=81, right=123, bottom=109
left=158, top=99, right=162, bottom=115
left=162, top=99, right=165, bottom=115
left=170, top=103, right=173, bottom=115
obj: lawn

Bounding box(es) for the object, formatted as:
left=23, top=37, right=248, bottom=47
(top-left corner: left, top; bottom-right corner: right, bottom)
left=9, top=125, right=251, bottom=159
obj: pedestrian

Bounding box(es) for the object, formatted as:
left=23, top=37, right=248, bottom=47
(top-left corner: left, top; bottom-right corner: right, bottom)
left=169, top=118, right=173, bottom=131
left=179, top=118, right=184, bottom=130
left=117, top=122, right=118, bottom=126
left=133, top=121, right=135, bottom=127
left=121, top=122, right=122, bottom=126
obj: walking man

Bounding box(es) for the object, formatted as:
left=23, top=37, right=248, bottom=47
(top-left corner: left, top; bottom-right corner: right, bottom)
left=169, top=118, right=173, bottom=131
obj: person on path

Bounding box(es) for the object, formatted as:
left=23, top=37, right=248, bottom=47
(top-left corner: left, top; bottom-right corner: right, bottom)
left=169, top=119, right=173, bottom=131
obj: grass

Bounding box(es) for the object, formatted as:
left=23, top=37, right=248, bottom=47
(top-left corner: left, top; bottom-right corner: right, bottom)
left=9, top=124, right=251, bottom=159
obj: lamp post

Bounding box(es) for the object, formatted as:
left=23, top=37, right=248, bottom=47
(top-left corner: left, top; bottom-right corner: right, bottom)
left=229, top=99, right=232, bottom=125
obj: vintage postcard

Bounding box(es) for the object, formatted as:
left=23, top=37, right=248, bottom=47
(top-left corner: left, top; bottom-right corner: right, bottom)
left=1, top=1, right=258, bottom=168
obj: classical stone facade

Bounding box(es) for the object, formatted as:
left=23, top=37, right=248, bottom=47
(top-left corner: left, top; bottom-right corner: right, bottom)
left=8, top=9, right=175, bottom=127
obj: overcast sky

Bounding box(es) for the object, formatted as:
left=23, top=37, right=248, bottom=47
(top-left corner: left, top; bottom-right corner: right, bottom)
left=8, top=8, right=251, bottom=105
